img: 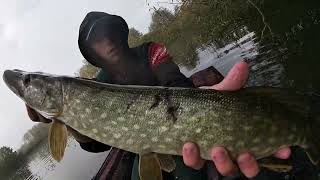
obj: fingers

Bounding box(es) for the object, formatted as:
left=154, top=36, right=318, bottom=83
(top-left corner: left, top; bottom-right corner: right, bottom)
left=201, top=61, right=249, bottom=91
left=211, top=147, right=238, bottom=176
left=26, top=104, right=40, bottom=122
left=237, top=152, right=260, bottom=178
left=237, top=147, right=291, bottom=179
left=182, top=143, right=292, bottom=178
left=67, top=126, right=93, bottom=143
left=26, top=104, right=52, bottom=123
left=237, top=147, right=291, bottom=178
left=182, top=142, right=205, bottom=170
left=273, top=146, right=291, bottom=159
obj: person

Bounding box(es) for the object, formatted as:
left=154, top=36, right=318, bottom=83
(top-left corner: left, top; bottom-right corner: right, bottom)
left=25, top=11, right=316, bottom=180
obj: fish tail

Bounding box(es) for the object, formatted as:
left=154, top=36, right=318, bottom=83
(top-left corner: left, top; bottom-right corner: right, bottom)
left=48, top=119, right=68, bottom=162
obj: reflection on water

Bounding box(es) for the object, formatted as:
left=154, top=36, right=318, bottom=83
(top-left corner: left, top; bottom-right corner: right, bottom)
left=180, top=30, right=287, bottom=88
left=10, top=138, right=108, bottom=180
left=180, top=32, right=258, bottom=77
left=178, top=1, right=320, bottom=92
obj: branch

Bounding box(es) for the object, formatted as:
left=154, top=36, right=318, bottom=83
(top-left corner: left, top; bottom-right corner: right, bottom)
left=247, top=0, right=274, bottom=41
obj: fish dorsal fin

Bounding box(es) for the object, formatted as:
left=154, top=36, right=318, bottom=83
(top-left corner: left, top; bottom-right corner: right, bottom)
left=139, top=153, right=162, bottom=180
left=48, top=119, right=68, bottom=162
left=156, top=154, right=176, bottom=172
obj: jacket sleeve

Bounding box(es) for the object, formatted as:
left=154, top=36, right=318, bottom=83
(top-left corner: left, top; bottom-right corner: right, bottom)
left=79, top=141, right=111, bottom=153
left=148, top=43, right=195, bottom=88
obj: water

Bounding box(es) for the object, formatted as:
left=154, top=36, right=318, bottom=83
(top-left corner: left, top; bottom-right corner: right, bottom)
left=10, top=138, right=108, bottom=180
left=4, top=0, right=320, bottom=179
left=176, top=1, right=320, bottom=91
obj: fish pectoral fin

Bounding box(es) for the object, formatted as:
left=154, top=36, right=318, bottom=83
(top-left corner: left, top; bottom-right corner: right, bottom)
left=156, top=153, right=176, bottom=172
left=306, top=125, right=320, bottom=166
left=260, top=164, right=292, bottom=172
left=258, top=156, right=292, bottom=172
left=49, top=119, right=68, bottom=162
left=306, top=147, right=320, bottom=165
left=139, top=153, right=163, bottom=180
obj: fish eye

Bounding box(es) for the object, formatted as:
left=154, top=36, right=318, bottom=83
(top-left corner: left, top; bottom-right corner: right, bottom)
left=23, top=75, right=31, bottom=86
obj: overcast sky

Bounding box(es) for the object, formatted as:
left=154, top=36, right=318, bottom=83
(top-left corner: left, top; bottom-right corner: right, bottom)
left=0, top=0, right=175, bottom=150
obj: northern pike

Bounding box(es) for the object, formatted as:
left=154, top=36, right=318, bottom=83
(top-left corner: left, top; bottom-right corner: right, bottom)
left=3, top=69, right=320, bottom=179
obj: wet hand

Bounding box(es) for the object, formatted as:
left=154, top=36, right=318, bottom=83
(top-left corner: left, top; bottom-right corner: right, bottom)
left=183, top=143, right=291, bottom=178
left=182, top=61, right=292, bottom=178
left=26, top=104, right=52, bottom=123
left=209, top=146, right=291, bottom=178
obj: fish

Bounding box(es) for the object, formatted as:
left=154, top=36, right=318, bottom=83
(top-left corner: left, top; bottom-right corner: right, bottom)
left=3, top=69, right=320, bottom=179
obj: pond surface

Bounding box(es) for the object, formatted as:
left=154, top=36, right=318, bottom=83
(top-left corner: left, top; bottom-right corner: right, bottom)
left=10, top=138, right=108, bottom=180
left=175, top=0, right=320, bottom=92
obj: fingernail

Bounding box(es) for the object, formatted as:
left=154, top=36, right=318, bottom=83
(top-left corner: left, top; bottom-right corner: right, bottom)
left=212, top=148, right=227, bottom=163
left=238, top=153, right=259, bottom=178
left=274, top=147, right=291, bottom=159
left=238, top=153, right=253, bottom=165
left=199, top=86, right=210, bottom=89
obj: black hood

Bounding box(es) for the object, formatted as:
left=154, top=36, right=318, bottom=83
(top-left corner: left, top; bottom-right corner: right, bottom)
left=78, top=11, right=129, bottom=67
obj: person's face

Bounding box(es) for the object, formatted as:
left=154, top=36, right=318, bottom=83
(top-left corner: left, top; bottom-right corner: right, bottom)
left=91, top=38, right=121, bottom=65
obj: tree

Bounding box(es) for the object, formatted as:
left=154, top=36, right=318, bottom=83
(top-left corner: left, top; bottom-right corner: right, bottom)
left=0, top=147, right=16, bottom=162
left=76, top=60, right=100, bottom=79
left=149, top=8, right=176, bottom=32
left=128, top=28, right=143, bottom=47
left=0, top=146, right=25, bottom=178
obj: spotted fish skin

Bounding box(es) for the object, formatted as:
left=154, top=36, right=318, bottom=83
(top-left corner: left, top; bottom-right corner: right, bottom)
left=3, top=70, right=320, bottom=161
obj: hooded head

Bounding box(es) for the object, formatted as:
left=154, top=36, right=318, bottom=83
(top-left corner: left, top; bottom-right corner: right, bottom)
left=3, top=70, right=63, bottom=118
left=78, top=11, right=130, bottom=67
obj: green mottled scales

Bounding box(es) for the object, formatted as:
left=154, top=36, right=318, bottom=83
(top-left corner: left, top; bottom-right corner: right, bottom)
left=3, top=70, right=320, bottom=167
left=59, top=78, right=318, bottom=162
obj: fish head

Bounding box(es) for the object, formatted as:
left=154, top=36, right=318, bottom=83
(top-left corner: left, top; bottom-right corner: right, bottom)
left=3, top=69, right=63, bottom=118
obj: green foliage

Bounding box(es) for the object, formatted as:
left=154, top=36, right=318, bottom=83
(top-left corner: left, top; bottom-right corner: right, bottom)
left=128, top=28, right=143, bottom=47
left=136, top=0, right=253, bottom=68
left=0, top=146, right=16, bottom=162
left=149, top=8, right=176, bottom=32
left=76, top=60, right=100, bottom=78
left=0, top=146, right=26, bottom=178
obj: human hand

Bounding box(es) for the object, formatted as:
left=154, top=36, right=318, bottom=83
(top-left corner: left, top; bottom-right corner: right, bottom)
left=182, top=61, right=292, bottom=178
left=26, top=104, right=52, bottom=123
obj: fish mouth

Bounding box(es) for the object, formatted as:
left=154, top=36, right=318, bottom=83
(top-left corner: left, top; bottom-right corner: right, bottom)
left=3, top=69, right=26, bottom=97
